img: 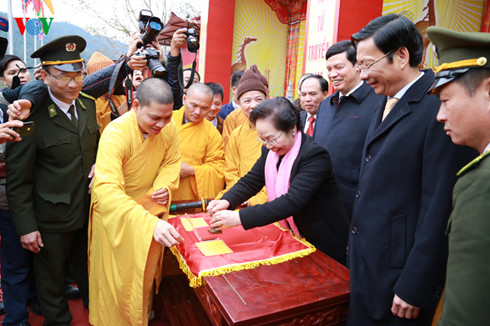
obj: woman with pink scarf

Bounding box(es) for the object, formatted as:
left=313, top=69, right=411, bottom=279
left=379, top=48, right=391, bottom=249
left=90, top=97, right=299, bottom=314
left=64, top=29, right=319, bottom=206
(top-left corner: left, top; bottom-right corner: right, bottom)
left=208, top=97, right=349, bottom=265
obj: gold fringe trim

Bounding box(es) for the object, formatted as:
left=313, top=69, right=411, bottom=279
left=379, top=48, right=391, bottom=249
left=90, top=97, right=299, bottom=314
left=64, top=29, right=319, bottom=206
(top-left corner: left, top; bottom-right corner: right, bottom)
left=169, top=235, right=316, bottom=288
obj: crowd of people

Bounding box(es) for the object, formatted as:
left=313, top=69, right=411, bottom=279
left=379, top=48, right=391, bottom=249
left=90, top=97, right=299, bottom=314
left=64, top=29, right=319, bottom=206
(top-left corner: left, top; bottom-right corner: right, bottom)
left=0, top=12, right=488, bottom=326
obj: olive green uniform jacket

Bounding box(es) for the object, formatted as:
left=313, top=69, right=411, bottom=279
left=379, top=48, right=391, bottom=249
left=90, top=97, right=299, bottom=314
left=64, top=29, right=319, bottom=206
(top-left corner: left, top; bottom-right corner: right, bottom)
left=439, top=151, right=490, bottom=326
left=6, top=93, right=99, bottom=235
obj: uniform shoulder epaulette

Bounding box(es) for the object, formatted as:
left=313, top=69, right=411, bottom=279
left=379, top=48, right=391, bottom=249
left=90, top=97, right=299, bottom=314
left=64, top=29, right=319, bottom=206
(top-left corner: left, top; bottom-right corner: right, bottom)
left=457, top=151, right=490, bottom=176
left=79, top=92, right=96, bottom=101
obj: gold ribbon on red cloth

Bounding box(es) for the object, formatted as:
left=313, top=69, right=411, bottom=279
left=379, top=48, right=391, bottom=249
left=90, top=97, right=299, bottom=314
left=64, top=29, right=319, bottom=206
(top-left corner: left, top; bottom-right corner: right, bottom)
left=168, top=213, right=316, bottom=287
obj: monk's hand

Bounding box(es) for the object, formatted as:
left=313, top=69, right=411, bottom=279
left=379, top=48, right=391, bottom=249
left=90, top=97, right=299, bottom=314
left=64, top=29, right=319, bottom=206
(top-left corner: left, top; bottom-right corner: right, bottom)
left=391, top=294, right=420, bottom=319
left=207, top=199, right=230, bottom=216
left=20, top=231, right=44, bottom=253
left=88, top=164, right=95, bottom=194
left=210, top=210, right=240, bottom=230
left=8, top=99, right=32, bottom=120
left=152, top=188, right=169, bottom=205
left=180, top=162, right=195, bottom=178
left=0, top=120, right=23, bottom=144
left=153, top=220, right=184, bottom=247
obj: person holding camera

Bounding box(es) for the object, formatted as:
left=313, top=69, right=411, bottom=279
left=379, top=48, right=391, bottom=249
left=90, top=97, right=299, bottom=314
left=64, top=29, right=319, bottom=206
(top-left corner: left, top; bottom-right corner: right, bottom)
left=166, top=27, right=193, bottom=110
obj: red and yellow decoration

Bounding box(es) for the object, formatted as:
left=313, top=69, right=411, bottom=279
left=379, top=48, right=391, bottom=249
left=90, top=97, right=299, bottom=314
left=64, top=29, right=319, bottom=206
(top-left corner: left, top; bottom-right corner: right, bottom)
left=169, top=213, right=316, bottom=287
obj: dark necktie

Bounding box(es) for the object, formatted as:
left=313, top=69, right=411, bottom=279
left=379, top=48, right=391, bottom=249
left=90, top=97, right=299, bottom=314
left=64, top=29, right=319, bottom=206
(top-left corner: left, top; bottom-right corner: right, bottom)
left=68, top=105, right=78, bottom=128
left=306, top=115, right=315, bottom=136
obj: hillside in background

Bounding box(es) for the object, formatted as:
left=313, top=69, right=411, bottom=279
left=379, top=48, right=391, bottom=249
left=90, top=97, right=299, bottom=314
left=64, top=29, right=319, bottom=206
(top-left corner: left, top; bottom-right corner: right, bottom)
left=0, top=12, right=127, bottom=67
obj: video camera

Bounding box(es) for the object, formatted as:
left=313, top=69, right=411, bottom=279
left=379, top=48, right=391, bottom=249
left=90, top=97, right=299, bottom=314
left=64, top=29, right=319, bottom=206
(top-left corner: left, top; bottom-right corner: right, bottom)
left=135, top=9, right=168, bottom=79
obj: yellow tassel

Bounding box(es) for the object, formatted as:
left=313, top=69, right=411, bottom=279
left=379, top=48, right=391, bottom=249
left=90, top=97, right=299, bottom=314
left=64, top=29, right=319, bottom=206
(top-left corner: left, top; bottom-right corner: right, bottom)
left=170, top=241, right=316, bottom=288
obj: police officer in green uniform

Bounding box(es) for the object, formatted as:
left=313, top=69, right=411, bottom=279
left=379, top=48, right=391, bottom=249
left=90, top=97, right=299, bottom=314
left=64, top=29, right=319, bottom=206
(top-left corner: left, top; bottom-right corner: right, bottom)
left=5, top=35, right=99, bottom=325
left=427, top=27, right=490, bottom=326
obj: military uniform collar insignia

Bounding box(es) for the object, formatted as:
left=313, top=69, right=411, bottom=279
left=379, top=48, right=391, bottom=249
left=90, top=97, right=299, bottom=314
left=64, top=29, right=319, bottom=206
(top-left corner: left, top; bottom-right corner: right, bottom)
left=48, top=103, right=57, bottom=118
left=457, top=151, right=490, bottom=176
left=77, top=98, right=87, bottom=110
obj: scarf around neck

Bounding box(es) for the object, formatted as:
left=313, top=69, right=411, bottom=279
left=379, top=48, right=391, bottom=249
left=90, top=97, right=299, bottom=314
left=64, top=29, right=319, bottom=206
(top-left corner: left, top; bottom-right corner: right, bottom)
left=264, top=131, right=302, bottom=237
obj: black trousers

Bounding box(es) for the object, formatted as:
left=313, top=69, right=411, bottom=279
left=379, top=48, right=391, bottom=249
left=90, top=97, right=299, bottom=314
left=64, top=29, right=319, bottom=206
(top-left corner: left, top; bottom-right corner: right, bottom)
left=32, top=226, right=88, bottom=326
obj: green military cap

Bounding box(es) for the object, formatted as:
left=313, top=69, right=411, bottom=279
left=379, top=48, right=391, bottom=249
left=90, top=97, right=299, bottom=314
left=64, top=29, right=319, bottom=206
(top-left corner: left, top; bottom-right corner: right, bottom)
left=31, top=35, right=86, bottom=72
left=427, top=26, right=490, bottom=93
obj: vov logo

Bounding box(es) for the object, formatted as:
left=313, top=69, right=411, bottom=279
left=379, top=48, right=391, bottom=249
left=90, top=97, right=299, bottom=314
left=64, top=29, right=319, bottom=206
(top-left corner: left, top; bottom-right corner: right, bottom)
left=14, top=17, right=54, bottom=35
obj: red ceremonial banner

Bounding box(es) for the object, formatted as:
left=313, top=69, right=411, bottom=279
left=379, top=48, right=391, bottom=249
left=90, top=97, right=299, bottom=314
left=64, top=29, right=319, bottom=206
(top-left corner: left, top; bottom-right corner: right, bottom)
left=168, top=213, right=315, bottom=287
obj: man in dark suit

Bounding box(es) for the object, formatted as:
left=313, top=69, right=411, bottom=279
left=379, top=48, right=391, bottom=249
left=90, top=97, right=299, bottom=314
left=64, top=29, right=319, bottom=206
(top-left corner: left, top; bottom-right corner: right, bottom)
left=427, top=27, right=490, bottom=326
left=298, top=75, right=328, bottom=137
left=219, top=71, right=243, bottom=119
left=347, top=15, right=477, bottom=325
left=6, top=35, right=99, bottom=326
left=314, top=40, right=382, bottom=220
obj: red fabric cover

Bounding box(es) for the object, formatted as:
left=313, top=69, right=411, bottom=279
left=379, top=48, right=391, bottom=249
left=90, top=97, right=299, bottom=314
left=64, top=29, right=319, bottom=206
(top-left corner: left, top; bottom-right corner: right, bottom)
left=169, top=213, right=314, bottom=280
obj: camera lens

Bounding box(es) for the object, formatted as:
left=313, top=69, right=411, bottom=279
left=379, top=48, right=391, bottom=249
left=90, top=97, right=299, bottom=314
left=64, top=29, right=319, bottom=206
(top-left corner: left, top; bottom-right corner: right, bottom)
left=149, top=21, right=162, bottom=31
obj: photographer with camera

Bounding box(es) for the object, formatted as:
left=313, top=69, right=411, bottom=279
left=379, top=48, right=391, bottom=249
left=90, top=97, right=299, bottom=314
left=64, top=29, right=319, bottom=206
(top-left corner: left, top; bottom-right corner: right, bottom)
left=112, top=10, right=196, bottom=112
left=133, top=10, right=168, bottom=80
left=166, top=27, right=191, bottom=110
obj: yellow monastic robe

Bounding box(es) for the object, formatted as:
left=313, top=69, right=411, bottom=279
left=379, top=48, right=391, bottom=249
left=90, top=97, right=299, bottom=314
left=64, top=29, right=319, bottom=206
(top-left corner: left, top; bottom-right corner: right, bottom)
left=216, top=121, right=268, bottom=205
left=222, top=108, right=248, bottom=147
left=88, top=110, right=181, bottom=326
left=172, top=107, right=225, bottom=202
left=95, top=94, right=126, bottom=134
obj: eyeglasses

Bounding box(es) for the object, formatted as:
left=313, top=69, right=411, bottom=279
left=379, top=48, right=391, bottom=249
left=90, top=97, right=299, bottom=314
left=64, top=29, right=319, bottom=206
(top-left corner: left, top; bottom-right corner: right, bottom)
left=257, top=131, right=283, bottom=145
left=46, top=70, right=84, bottom=84
left=355, top=49, right=394, bottom=72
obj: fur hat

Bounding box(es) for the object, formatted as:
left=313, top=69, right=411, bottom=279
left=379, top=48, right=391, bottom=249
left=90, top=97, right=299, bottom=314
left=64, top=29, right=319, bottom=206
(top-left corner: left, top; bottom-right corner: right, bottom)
left=236, top=65, right=268, bottom=100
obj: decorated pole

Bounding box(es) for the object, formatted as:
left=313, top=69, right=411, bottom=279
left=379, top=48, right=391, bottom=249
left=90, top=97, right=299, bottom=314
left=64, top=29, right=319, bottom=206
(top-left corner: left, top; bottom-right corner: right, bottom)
left=22, top=0, right=27, bottom=62
left=7, top=0, right=14, bottom=54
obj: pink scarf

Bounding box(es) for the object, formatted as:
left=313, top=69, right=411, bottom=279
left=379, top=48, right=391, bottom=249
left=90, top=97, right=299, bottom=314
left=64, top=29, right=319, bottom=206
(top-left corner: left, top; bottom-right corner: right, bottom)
left=264, top=131, right=302, bottom=237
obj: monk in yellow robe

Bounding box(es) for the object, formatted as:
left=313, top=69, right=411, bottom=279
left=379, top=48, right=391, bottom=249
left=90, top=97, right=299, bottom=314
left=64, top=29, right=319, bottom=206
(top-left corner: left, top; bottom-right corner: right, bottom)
left=94, top=94, right=126, bottom=133
left=216, top=65, right=269, bottom=205
left=172, top=83, right=225, bottom=202
left=222, top=107, right=247, bottom=146
left=222, top=64, right=269, bottom=148
left=88, top=78, right=183, bottom=326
